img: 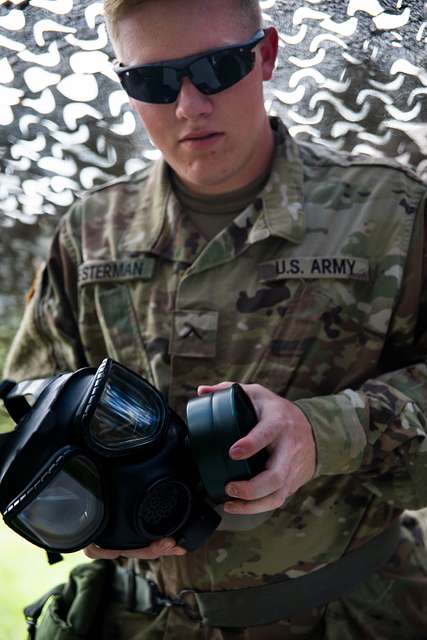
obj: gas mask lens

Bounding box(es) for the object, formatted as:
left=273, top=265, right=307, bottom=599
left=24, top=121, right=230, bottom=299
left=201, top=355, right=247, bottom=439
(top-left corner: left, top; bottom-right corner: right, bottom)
left=5, top=453, right=104, bottom=551
left=83, top=361, right=167, bottom=454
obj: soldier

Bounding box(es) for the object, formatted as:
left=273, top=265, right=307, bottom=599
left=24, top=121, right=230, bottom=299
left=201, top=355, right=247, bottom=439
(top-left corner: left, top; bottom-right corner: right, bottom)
left=4, top=0, right=427, bottom=638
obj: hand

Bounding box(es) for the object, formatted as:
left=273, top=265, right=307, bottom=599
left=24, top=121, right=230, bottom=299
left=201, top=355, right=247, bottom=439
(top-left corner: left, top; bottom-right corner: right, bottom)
left=84, top=538, right=187, bottom=560
left=197, top=382, right=316, bottom=515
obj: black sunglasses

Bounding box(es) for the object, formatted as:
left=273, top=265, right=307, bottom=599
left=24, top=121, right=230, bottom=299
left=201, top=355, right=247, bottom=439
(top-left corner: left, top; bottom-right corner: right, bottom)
left=115, top=30, right=266, bottom=104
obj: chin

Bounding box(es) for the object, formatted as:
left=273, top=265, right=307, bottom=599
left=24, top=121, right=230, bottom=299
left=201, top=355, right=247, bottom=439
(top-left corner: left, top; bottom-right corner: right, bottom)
left=188, top=173, right=231, bottom=192
left=182, top=166, right=227, bottom=188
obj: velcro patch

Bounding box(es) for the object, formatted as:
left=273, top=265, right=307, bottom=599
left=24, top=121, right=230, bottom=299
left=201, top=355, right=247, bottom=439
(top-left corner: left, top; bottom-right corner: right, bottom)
left=259, top=257, right=370, bottom=282
left=78, top=257, right=155, bottom=286
left=170, top=310, right=219, bottom=358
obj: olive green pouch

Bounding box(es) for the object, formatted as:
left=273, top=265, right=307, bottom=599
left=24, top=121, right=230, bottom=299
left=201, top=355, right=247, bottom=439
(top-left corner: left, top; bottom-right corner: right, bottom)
left=24, top=560, right=113, bottom=640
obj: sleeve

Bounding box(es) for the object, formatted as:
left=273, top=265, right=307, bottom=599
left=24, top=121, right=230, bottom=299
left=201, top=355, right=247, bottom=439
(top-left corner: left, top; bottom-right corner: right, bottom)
left=3, top=205, right=88, bottom=381
left=295, top=193, right=427, bottom=510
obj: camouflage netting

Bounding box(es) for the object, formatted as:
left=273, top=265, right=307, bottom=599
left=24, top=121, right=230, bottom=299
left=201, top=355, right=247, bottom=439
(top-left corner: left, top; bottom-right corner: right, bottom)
left=0, top=0, right=426, bottom=317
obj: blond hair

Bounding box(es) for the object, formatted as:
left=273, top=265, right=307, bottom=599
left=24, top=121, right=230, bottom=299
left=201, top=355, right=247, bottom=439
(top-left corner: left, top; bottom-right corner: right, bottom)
left=104, top=0, right=262, bottom=43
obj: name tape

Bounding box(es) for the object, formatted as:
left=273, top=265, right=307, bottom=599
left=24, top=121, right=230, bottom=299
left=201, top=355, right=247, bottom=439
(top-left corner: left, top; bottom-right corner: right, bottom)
left=78, top=257, right=155, bottom=286
left=259, top=257, right=370, bottom=282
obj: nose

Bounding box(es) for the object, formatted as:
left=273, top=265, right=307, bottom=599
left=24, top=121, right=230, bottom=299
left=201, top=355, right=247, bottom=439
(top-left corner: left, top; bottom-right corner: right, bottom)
left=175, top=77, right=213, bottom=120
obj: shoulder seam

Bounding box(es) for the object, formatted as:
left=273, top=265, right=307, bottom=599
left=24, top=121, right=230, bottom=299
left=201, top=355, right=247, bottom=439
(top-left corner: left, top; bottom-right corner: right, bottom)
left=298, top=141, right=424, bottom=185
left=76, top=164, right=153, bottom=199
left=61, top=210, right=82, bottom=267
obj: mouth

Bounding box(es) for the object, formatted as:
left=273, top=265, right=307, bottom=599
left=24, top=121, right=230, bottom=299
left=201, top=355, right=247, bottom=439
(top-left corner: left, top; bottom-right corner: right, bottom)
left=180, top=131, right=223, bottom=142
left=179, top=131, right=225, bottom=148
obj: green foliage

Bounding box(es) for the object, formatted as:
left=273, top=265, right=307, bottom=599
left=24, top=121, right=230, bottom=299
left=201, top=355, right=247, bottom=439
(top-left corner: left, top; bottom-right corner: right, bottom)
left=0, top=318, right=17, bottom=364
left=0, top=523, right=84, bottom=640
left=0, top=321, right=17, bottom=434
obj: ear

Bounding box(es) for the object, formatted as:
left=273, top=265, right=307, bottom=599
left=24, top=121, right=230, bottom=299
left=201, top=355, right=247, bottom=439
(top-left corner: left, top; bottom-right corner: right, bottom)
left=260, top=27, right=279, bottom=82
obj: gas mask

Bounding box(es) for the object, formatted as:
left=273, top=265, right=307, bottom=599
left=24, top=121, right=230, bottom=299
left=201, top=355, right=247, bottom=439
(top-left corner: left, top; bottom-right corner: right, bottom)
left=0, top=359, right=266, bottom=555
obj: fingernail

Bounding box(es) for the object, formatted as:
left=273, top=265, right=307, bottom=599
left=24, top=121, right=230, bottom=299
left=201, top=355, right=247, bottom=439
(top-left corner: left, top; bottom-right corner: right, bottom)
left=224, top=502, right=238, bottom=513
left=230, top=446, right=243, bottom=459
left=227, top=484, right=238, bottom=497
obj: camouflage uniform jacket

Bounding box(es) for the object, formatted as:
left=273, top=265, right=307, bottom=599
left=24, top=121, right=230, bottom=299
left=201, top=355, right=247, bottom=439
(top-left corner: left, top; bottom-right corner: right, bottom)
left=4, top=118, right=427, bottom=619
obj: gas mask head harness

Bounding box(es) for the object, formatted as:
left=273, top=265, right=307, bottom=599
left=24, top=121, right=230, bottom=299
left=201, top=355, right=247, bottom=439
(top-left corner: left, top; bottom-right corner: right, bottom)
left=0, top=359, right=266, bottom=555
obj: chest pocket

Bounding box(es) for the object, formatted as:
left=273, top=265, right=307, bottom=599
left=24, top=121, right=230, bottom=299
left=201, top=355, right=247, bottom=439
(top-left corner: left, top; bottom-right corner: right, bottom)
left=247, top=274, right=385, bottom=401
left=77, top=256, right=157, bottom=381
left=93, top=284, right=154, bottom=380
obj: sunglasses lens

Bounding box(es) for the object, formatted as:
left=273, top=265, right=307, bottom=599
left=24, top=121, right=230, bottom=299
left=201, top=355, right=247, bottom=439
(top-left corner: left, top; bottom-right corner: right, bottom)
left=189, top=57, right=223, bottom=94
left=121, top=67, right=180, bottom=103
left=191, top=49, right=253, bottom=95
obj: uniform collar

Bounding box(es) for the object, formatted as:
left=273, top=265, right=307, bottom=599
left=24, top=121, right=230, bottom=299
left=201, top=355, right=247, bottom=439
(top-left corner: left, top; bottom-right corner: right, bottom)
left=248, top=117, right=305, bottom=246
left=132, top=117, right=306, bottom=263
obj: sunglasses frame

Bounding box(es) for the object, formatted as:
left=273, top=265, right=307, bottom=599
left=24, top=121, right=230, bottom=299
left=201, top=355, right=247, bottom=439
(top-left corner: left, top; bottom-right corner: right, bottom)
left=114, top=29, right=267, bottom=104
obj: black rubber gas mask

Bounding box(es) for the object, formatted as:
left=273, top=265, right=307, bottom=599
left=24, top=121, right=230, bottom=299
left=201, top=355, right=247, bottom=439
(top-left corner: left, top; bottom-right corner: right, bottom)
left=0, top=359, right=266, bottom=555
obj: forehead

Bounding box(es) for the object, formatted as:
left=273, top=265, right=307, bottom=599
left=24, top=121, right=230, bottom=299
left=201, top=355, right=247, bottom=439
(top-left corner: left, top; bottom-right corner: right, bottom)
left=115, top=0, right=250, bottom=65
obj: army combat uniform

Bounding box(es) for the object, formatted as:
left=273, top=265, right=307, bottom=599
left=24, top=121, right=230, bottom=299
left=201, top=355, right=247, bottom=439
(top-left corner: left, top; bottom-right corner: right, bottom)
left=5, top=118, right=427, bottom=639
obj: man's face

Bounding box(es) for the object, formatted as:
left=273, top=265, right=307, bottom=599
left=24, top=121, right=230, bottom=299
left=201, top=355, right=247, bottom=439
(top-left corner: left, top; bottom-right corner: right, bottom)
left=114, top=0, right=277, bottom=194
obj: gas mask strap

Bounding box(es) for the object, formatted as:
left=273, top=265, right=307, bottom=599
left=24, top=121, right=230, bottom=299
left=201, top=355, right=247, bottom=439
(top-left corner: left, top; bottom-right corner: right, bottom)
left=46, top=550, right=63, bottom=565
left=0, top=379, right=16, bottom=400
left=0, top=377, right=55, bottom=423
left=0, top=431, right=12, bottom=457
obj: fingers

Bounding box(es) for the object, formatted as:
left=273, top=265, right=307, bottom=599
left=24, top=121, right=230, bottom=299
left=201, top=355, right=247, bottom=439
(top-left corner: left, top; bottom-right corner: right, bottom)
left=197, top=381, right=234, bottom=395
left=197, top=382, right=269, bottom=461
left=225, top=449, right=290, bottom=507
left=224, top=422, right=315, bottom=515
left=229, top=416, right=279, bottom=460
left=84, top=538, right=187, bottom=560
left=225, top=466, right=283, bottom=502
left=224, top=487, right=287, bottom=515
left=84, top=545, right=124, bottom=560
left=120, top=543, right=187, bottom=559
